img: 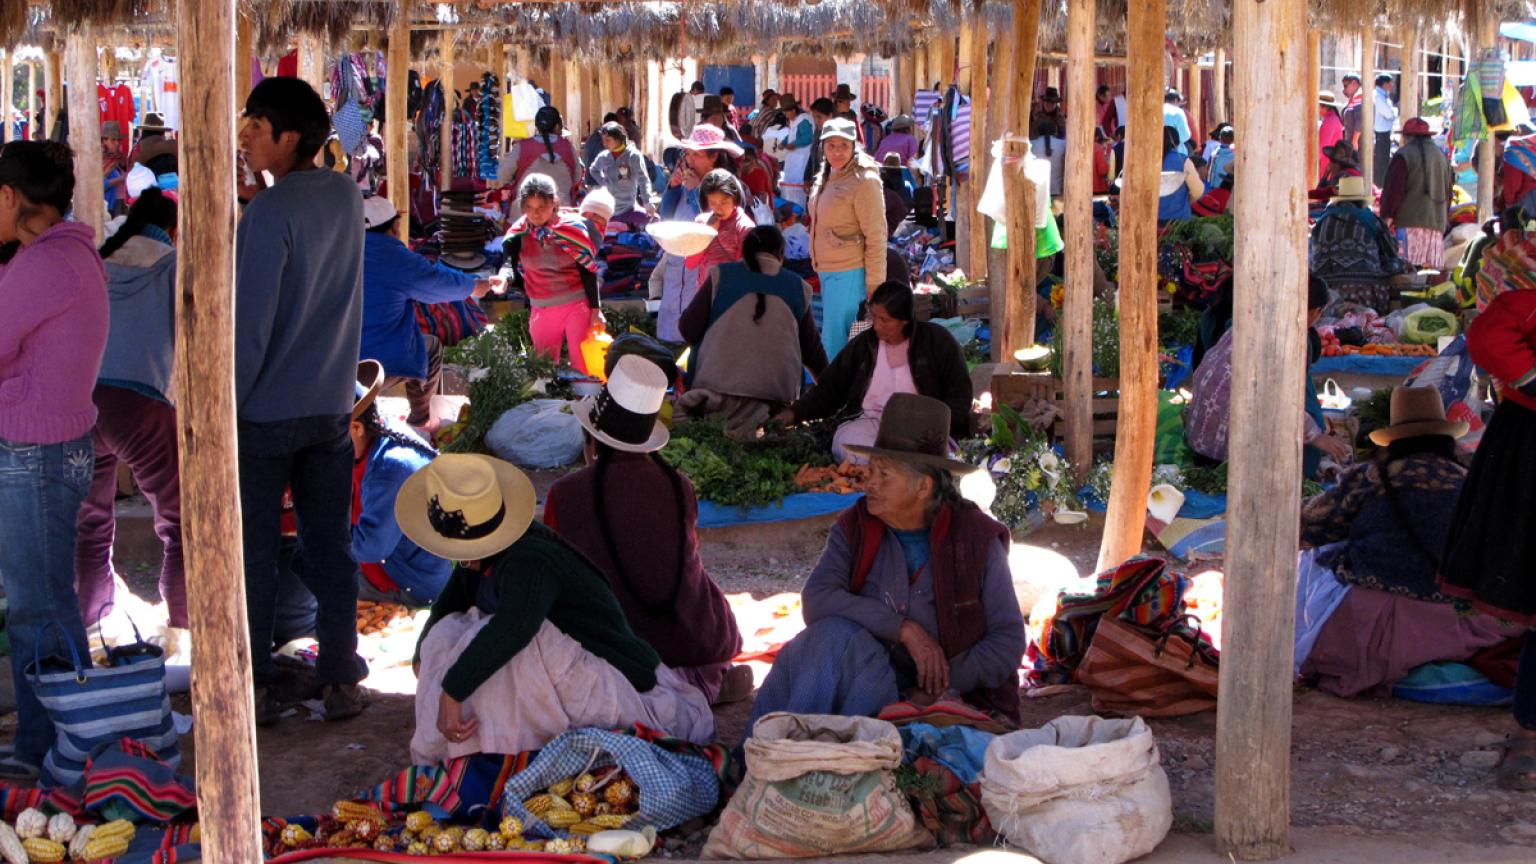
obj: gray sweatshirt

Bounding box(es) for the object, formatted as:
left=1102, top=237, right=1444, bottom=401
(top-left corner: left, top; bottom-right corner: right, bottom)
left=586, top=148, right=650, bottom=214
left=235, top=167, right=364, bottom=422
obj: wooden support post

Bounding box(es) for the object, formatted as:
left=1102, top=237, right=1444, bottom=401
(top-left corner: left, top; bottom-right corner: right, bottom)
left=28, top=62, right=39, bottom=141
left=236, top=12, right=253, bottom=104
left=387, top=10, right=410, bottom=243
left=173, top=0, right=265, bottom=858
left=646, top=60, right=661, bottom=155
left=1003, top=139, right=1036, bottom=359
left=969, top=20, right=990, bottom=286
left=891, top=53, right=906, bottom=114
left=299, top=33, right=325, bottom=100
left=1215, top=0, right=1309, bottom=855
left=914, top=44, right=928, bottom=97
left=1359, top=26, right=1375, bottom=186
left=579, top=62, right=595, bottom=140
left=1097, top=0, right=1162, bottom=571
left=1009, top=3, right=1041, bottom=135
left=938, top=34, right=956, bottom=88
left=1, top=48, right=11, bottom=144
left=440, top=33, right=455, bottom=190
left=1188, top=60, right=1203, bottom=146
left=598, top=63, right=614, bottom=123
left=1214, top=47, right=1228, bottom=124
left=549, top=46, right=566, bottom=113
left=1307, top=30, right=1320, bottom=189
left=1062, top=0, right=1095, bottom=478
left=985, top=17, right=1016, bottom=322
left=65, top=25, right=103, bottom=241
left=954, top=20, right=974, bottom=275
left=44, top=50, right=61, bottom=140
left=1402, top=23, right=1421, bottom=120
left=1476, top=6, right=1496, bottom=224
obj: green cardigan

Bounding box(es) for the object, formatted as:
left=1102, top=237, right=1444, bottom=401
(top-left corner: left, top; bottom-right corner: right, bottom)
left=416, top=522, right=662, bottom=702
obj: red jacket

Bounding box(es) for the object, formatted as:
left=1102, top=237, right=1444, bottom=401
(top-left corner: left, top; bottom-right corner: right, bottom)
left=1467, top=289, right=1536, bottom=411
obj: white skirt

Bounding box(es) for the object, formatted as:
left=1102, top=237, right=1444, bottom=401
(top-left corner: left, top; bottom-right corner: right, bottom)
left=412, top=612, right=715, bottom=764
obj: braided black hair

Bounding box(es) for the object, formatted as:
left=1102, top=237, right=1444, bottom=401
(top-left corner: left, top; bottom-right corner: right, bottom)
left=592, top=443, right=688, bottom=615
left=357, top=402, right=437, bottom=460
left=99, top=187, right=176, bottom=260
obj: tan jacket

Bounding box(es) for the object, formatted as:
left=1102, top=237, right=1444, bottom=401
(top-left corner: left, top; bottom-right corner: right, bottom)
left=808, top=156, right=888, bottom=289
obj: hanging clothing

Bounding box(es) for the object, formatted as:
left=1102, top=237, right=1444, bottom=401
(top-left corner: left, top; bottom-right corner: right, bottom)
left=140, top=56, right=179, bottom=130
left=477, top=73, right=502, bottom=182
left=96, top=83, right=134, bottom=159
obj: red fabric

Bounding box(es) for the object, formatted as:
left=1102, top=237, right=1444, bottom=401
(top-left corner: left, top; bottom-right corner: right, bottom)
left=276, top=50, right=299, bottom=78
left=837, top=498, right=1019, bottom=721
left=1503, top=160, right=1536, bottom=210
left=1318, top=112, right=1344, bottom=180
left=352, top=457, right=397, bottom=594
left=1192, top=187, right=1231, bottom=216
left=97, top=83, right=134, bottom=159
left=1467, top=637, right=1524, bottom=689
left=740, top=163, right=774, bottom=200
left=1092, top=143, right=1112, bottom=194
left=1467, top=290, right=1536, bottom=411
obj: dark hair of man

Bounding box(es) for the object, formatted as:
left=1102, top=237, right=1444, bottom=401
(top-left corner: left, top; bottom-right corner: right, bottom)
left=869, top=279, right=915, bottom=337
left=243, top=77, right=331, bottom=164
left=810, top=97, right=836, bottom=116
left=99, top=187, right=176, bottom=259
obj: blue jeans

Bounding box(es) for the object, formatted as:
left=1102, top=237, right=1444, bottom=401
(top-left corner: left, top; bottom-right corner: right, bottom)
left=238, top=416, right=362, bottom=688
left=0, top=435, right=94, bottom=766
left=818, top=268, right=866, bottom=360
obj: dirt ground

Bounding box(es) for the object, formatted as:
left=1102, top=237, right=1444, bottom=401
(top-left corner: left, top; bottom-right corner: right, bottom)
left=66, top=487, right=1536, bottom=858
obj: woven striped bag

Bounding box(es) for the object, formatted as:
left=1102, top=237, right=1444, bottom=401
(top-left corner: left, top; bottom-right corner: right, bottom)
left=26, top=621, right=180, bottom=788
left=1076, top=615, right=1220, bottom=718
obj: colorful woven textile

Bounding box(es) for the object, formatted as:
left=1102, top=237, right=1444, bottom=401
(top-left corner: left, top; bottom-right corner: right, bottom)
left=412, top=297, right=488, bottom=348
left=1027, top=557, right=1188, bottom=685
left=359, top=751, right=532, bottom=819
left=899, top=755, right=995, bottom=847
left=82, top=738, right=197, bottom=823
left=505, top=213, right=600, bottom=273
left=1474, top=228, right=1536, bottom=311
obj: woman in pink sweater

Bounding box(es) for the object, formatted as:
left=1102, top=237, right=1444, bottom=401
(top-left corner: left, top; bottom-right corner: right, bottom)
left=0, top=141, right=110, bottom=782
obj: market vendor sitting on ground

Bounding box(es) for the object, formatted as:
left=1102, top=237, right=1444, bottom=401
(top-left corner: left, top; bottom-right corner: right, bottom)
left=544, top=356, right=751, bottom=706
left=1185, top=275, right=1353, bottom=478
left=1310, top=175, right=1407, bottom=311
left=775, top=280, right=971, bottom=462
left=361, top=195, right=495, bottom=430
left=749, top=395, right=1027, bottom=725
left=679, top=225, right=828, bottom=440
left=498, top=173, right=603, bottom=374
left=1295, top=386, right=1519, bottom=698
left=404, top=452, right=714, bottom=765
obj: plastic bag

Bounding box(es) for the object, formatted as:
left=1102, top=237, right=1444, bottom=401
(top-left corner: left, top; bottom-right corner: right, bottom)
left=702, top=713, right=931, bottom=859
left=1404, top=336, right=1485, bottom=452
left=1400, top=307, right=1459, bottom=344
left=484, top=399, right=584, bottom=468
left=980, top=716, right=1172, bottom=864
left=499, top=728, right=720, bottom=839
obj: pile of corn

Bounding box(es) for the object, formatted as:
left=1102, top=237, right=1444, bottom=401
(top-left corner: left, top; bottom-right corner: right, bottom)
left=0, top=810, right=137, bottom=863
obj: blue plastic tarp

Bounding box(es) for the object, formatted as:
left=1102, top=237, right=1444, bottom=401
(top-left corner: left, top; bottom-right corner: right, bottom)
left=696, top=491, right=861, bottom=528
left=1311, top=355, right=1423, bottom=377
left=1082, top=489, right=1227, bottom=519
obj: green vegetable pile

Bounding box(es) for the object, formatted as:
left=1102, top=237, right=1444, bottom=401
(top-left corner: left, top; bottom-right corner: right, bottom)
left=658, top=419, right=834, bottom=509
left=1162, top=214, right=1235, bottom=262
left=603, top=305, right=659, bottom=340
left=442, top=311, right=572, bottom=454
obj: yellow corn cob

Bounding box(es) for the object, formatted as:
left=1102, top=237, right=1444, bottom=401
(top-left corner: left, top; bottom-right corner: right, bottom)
left=373, top=835, right=394, bottom=852
left=486, top=833, right=508, bottom=851
left=542, top=808, right=581, bottom=828
left=91, top=819, right=137, bottom=843
left=568, top=821, right=602, bottom=836
left=523, top=792, right=569, bottom=816
left=549, top=776, right=575, bottom=797
left=0, top=822, right=25, bottom=864
left=589, top=813, right=630, bottom=829
left=432, top=831, right=458, bottom=853
left=497, top=815, right=523, bottom=837
left=404, top=811, right=435, bottom=833
left=81, top=832, right=132, bottom=862
left=23, top=837, right=66, bottom=862
left=462, top=828, right=491, bottom=852
left=332, top=801, right=384, bottom=824
left=406, top=840, right=430, bottom=856
left=68, top=825, right=95, bottom=862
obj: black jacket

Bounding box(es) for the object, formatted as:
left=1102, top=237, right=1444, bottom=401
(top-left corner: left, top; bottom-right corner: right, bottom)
left=790, top=321, right=973, bottom=439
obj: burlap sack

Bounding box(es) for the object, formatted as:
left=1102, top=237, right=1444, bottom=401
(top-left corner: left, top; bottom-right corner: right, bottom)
left=701, top=712, right=932, bottom=859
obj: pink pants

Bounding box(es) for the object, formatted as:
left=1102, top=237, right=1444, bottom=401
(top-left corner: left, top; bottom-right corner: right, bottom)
left=529, top=299, right=591, bottom=374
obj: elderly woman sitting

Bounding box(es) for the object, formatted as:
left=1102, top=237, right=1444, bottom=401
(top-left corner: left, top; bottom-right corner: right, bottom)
left=775, top=281, right=972, bottom=461
left=749, top=395, right=1027, bottom=726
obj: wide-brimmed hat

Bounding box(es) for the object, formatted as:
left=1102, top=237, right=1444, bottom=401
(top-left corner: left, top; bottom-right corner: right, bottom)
left=882, top=152, right=904, bottom=169
left=1042, top=87, right=1062, bottom=104
left=647, top=221, right=718, bottom=256
left=1332, top=175, right=1373, bottom=203
left=1369, top=387, right=1468, bottom=446
left=362, top=195, right=397, bottom=229
left=890, top=113, right=914, bottom=131
left=779, top=94, right=801, bottom=113
left=442, top=251, right=487, bottom=271
left=572, top=354, right=671, bottom=454
left=1403, top=117, right=1434, bottom=137
left=1318, top=90, right=1343, bottom=108
left=846, top=394, right=977, bottom=474
left=699, top=94, right=727, bottom=118
left=833, top=83, right=856, bottom=101
left=677, top=123, right=744, bottom=157
left=821, top=117, right=858, bottom=143
left=396, top=454, right=537, bottom=561
left=353, top=360, right=384, bottom=421
left=1324, top=140, right=1357, bottom=163
left=139, top=113, right=169, bottom=133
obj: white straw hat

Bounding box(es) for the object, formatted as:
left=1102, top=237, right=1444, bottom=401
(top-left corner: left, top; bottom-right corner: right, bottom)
left=646, top=221, right=718, bottom=257
left=395, top=454, right=536, bottom=561
left=572, top=354, right=671, bottom=453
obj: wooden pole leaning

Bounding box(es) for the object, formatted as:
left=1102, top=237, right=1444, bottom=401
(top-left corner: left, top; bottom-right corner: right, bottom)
left=1214, top=47, right=1228, bottom=124
left=440, top=32, right=455, bottom=190
left=65, top=23, right=103, bottom=242
left=387, top=9, right=410, bottom=242
left=1096, top=0, right=1162, bottom=571
left=1307, top=30, right=1320, bottom=189
left=1062, top=0, right=1095, bottom=478
left=173, top=0, right=266, bottom=859
left=1359, top=26, right=1375, bottom=186
left=1214, top=0, right=1310, bottom=856
left=969, top=18, right=991, bottom=287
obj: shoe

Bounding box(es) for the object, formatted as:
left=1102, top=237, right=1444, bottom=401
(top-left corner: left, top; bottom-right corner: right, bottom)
left=322, top=684, right=371, bottom=722
left=711, top=665, right=756, bottom=706
left=254, top=687, right=282, bottom=728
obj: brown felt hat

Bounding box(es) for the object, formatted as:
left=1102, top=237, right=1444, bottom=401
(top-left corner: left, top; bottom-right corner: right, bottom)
left=845, top=393, right=977, bottom=473
left=1368, top=386, right=1469, bottom=446
left=353, top=360, right=384, bottom=421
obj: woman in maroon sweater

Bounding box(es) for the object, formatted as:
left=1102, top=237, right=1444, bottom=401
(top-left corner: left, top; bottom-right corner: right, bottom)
left=544, top=355, right=749, bottom=705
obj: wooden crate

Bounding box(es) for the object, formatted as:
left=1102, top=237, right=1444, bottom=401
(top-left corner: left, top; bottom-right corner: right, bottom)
left=990, top=370, right=1121, bottom=452
left=913, top=290, right=958, bottom=321
left=956, top=283, right=991, bottom=318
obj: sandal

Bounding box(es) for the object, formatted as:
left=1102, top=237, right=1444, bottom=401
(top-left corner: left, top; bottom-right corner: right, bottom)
left=1497, top=735, right=1536, bottom=792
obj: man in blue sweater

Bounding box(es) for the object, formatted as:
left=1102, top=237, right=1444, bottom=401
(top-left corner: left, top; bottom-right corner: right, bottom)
left=359, top=196, right=492, bottom=430
left=236, top=77, right=369, bottom=725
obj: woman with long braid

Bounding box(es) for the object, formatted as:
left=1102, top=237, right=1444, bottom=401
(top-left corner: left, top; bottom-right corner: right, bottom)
left=544, top=355, right=749, bottom=705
